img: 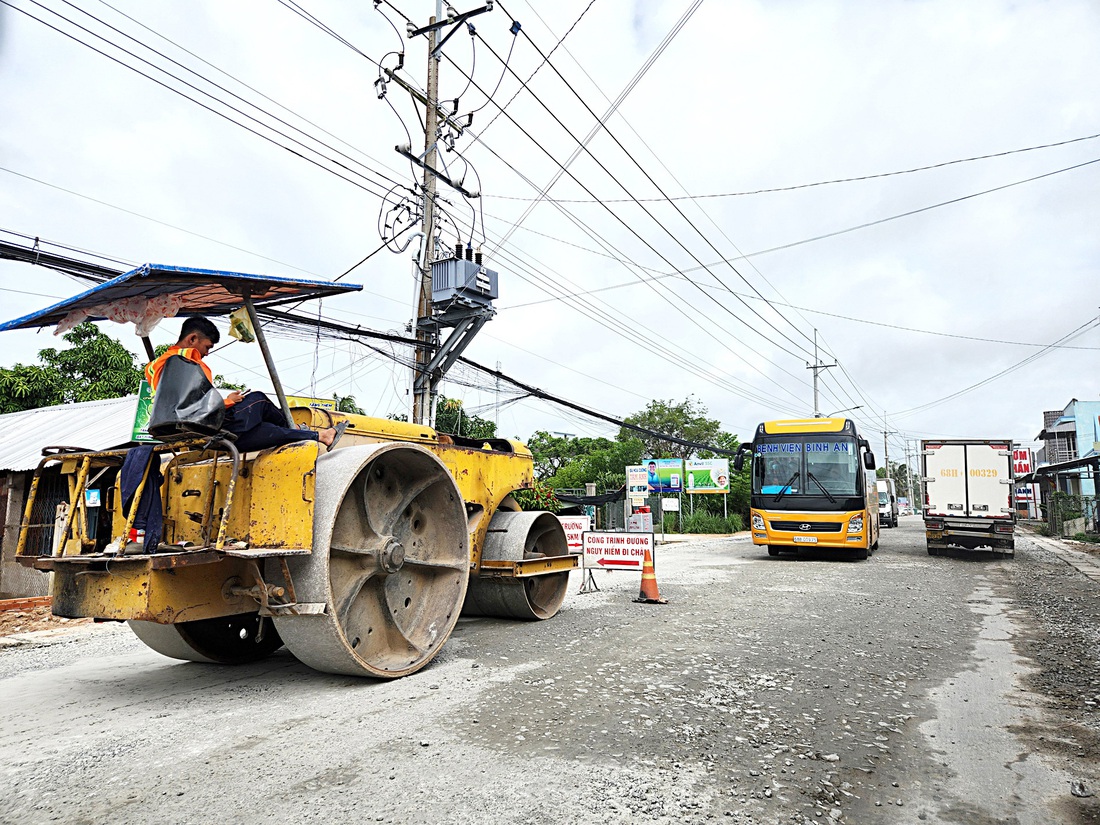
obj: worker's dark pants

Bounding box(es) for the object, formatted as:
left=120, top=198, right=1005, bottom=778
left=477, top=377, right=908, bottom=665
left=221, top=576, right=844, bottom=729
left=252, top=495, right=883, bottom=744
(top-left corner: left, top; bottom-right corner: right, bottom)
left=224, top=392, right=319, bottom=453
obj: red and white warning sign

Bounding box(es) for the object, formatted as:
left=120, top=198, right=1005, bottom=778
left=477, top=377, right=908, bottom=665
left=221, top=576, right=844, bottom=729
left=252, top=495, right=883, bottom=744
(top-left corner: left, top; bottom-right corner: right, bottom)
left=582, top=531, right=653, bottom=570
left=557, top=515, right=591, bottom=553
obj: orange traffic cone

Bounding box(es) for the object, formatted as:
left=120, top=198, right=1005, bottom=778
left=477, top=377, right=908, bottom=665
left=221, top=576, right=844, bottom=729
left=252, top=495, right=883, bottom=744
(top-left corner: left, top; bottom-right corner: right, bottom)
left=633, top=549, right=667, bottom=604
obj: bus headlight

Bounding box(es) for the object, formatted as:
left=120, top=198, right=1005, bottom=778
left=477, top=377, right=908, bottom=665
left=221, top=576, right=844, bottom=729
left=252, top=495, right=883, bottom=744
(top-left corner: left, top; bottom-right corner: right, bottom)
left=847, top=514, right=864, bottom=533
left=751, top=513, right=765, bottom=531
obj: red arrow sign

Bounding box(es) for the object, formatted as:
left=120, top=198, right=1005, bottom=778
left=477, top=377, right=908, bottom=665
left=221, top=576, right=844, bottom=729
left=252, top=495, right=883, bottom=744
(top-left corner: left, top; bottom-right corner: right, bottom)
left=597, top=558, right=639, bottom=567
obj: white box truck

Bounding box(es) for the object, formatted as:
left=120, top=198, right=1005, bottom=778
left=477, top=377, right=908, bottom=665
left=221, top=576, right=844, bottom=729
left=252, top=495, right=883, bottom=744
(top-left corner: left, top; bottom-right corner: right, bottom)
left=876, top=478, right=899, bottom=527
left=921, top=439, right=1015, bottom=556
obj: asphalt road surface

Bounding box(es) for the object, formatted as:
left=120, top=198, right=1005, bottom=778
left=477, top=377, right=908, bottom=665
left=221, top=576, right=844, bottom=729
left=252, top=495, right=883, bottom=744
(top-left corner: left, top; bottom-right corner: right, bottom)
left=2, top=517, right=1099, bottom=825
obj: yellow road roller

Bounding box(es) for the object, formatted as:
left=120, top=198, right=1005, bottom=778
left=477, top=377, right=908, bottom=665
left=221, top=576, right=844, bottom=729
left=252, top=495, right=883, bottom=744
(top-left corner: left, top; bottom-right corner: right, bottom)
left=3, top=265, right=577, bottom=677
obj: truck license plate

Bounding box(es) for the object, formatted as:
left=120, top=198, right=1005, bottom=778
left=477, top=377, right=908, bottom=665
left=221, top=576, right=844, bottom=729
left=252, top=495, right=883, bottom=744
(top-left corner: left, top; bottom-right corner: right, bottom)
left=792, top=536, right=817, bottom=543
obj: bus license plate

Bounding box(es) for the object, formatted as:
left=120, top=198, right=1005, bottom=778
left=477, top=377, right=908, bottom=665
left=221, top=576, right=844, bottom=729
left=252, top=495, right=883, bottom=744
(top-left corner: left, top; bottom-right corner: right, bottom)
left=792, top=536, right=817, bottom=543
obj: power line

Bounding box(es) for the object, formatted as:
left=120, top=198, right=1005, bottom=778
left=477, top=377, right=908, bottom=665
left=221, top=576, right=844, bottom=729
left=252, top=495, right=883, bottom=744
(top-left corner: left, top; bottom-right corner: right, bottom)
left=412, top=51, right=815, bottom=406
left=892, top=315, right=1100, bottom=419
left=481, top=4, right=823, bottom=362
left=3, top=0, right=400, bottom=200
left=487, top=130, right=1100, bottom=202
left=90, top=0, right=408, bottom=190
left=445, top=20, right=824, bottom=392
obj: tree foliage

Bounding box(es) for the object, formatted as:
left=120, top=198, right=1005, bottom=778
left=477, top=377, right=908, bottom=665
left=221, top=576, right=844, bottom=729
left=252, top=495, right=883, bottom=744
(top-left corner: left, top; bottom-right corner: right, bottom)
left=435, top=397, right=496, bottom=440
left=527, top=431, right=616, bottom=480
left=0, top=323, right=142, bottom=413
left=876, top=461, right=911, bottom=497
left=523, top=397, right=749, bottom=524
left=335, top=394, right=365, bottom=415
left=547, top=437, right=644, bottom=492
left=619, top=397, right=724, bottom=459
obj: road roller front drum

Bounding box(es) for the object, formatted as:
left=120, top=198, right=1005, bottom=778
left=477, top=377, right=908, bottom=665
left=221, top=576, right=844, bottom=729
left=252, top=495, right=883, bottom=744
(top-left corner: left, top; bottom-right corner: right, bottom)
left=271, top=444, right=469, bottom=678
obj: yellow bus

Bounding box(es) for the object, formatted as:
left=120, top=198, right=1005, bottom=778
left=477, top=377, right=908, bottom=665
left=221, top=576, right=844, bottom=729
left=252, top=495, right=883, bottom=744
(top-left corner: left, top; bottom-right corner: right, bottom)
left=735, top=418, right=880, bottom=560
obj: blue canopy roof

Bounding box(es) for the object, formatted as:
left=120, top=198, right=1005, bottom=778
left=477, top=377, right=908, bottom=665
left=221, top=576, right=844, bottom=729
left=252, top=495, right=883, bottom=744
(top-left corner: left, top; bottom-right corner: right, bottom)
left=0, top=264, right=363, bottom=332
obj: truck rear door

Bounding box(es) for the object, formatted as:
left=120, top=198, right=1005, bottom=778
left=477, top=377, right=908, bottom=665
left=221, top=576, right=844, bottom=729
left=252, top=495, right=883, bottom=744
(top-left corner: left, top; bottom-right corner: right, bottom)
left=965, top=443, right=1013, bottom=518
left=925, top=443, right=966, bottom=517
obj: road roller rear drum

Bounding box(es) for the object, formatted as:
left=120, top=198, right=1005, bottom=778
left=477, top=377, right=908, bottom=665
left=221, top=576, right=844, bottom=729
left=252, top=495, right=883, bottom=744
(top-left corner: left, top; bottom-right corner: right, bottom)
left=463, top=510, right=571, bottom=621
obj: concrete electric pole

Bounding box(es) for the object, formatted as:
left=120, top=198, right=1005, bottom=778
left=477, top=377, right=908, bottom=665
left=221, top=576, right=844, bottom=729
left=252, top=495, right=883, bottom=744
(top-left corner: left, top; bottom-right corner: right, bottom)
left=394, top=2, right=494, bottom=425
left=411, top=7, right=441, bottom=427
left=807, top=329, right=836, bottom=417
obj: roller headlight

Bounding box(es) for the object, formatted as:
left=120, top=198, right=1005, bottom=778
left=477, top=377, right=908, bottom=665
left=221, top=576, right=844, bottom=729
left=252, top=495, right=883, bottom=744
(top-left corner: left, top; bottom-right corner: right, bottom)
left=847, top=514, right=863, bottom=533
left=751, top=513, right=765, bottom=531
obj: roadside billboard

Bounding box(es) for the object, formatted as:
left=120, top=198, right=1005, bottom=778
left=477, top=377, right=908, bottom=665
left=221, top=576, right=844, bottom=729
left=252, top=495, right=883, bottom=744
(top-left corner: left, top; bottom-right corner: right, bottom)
left=642, top=458, right=683, bottom=494
left=626, top=465, right=649, bottom=507
left=131, top=380, right=156, bottom=443
left=685, top=458, right=730, bottom=494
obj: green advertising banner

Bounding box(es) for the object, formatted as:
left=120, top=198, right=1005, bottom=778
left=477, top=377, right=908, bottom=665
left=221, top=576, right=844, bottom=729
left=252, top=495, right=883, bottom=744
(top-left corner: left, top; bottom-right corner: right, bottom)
left=642, top=458, right=683, bottom=493
left=685, top=458, right=730, bottom=494
left=132, top=380, right=157, bottom=443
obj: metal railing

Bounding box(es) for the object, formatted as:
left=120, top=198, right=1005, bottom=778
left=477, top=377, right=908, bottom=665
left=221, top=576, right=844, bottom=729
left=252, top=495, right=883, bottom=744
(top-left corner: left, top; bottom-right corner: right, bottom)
left=1046, top=492, right=1099, bottom=537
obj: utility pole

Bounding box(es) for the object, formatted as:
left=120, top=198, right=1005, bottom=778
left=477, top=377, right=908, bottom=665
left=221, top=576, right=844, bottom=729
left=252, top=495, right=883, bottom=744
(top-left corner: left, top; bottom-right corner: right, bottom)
left=398, top=1, right=493, bottom=426
left=807, top=329, right=836, bottom=417
left=411, top=4, right=442, bottom=427
left=880, top=412, right=897, bottom=479
left=903, top=440, right=914, bottom=499
left=494, top=359, right=501, bottom=428
left=910, top=438, right=924, bottom=511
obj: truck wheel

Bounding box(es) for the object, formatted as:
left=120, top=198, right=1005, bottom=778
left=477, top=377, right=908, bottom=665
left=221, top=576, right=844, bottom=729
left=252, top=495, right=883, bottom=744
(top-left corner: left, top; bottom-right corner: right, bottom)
left=927, top=546, right=938, bottom=556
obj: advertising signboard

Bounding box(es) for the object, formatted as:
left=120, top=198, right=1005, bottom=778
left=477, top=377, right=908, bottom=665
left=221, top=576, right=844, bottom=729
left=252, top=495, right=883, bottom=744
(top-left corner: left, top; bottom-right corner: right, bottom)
left=627, top=465, right=649, bottom=507
left=131, top=380, right=156, bottom=443
left=1012, top=448, right=1038, bottom=518
left=685, top=458, right=730, bottom=494
left=642, top=458, right=683, bottom=494
left=1012, top=448, right=1031, bottom=477
left=557, top=515, right=591, bottom=553
left=582, top=531, right=653, bottom=571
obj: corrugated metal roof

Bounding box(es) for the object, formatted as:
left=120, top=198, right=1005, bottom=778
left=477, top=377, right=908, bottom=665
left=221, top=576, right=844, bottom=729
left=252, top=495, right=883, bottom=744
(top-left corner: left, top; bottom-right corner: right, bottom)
left=0, top=396, right=139, bottom=472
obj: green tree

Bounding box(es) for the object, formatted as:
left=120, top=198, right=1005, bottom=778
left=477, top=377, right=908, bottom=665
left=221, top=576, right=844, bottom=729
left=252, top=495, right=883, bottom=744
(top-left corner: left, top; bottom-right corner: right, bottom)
left=620, top=397, right=723, bottom=459
left=528, top=431, right=617, bottom=480
left=0, top=323, right=143, bottom=413
left=435, top=397, right=496, bottom=440
left=548, top=437, right=645, bottom=491
left=876, top=462, right=910, bottom=497
left=335, top=394, right=365, bottom=415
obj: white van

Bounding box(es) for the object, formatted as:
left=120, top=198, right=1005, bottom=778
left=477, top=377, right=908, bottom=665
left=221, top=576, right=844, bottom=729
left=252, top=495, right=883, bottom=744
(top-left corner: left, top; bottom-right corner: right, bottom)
left=876, top=478, right=899, bottom=528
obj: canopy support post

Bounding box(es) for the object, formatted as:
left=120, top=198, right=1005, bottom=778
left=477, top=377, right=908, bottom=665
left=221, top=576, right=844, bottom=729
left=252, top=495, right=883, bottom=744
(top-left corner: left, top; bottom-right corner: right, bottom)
left=243, top=295, right=294, bottom=427
left=140, top=336, right=155, bottom=361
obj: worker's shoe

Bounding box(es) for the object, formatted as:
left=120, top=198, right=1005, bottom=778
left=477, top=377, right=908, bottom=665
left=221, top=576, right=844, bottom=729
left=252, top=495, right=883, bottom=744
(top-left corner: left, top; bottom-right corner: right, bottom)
left=122, top=541, right=147, bottom=555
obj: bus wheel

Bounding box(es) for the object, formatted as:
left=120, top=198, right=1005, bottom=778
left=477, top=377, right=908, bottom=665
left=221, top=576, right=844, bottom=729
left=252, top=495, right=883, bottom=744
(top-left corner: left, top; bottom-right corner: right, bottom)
left=767, top=546, right=780, bottom=557
left=852, top=546, right=869, bottom=560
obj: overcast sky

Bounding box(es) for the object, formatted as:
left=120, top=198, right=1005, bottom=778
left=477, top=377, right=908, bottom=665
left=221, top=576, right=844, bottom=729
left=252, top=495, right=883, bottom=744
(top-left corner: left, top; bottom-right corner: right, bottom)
left=1, top=0, right=1098, bottom=469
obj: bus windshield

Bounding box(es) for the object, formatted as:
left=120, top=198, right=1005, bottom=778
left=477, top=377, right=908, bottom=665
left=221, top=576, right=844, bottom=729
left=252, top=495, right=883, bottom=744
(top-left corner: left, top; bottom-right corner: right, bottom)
left=754, top=437, right=860, bottom=497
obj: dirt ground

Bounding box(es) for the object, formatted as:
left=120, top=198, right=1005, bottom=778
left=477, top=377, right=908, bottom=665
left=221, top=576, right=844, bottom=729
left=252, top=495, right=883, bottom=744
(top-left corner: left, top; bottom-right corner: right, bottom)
left=0, top=605, right=90, bottom=637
